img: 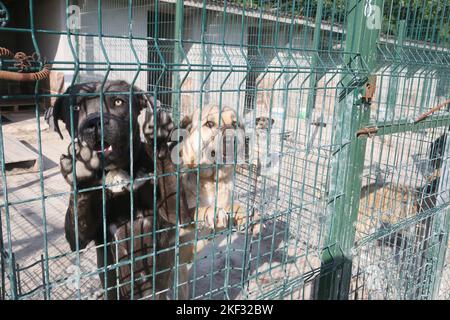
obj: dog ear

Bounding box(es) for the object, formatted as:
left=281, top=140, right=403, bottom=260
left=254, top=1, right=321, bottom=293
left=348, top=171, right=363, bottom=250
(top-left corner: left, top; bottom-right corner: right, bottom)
left=134, top=88, right=161, bottom=111
left=46, top=83, right=97, bottom=139
left=179, top=115, right=193, bottom=131
left=177, top=115, right=197, bottom=167
left=45, top=89, right=67, bottom=140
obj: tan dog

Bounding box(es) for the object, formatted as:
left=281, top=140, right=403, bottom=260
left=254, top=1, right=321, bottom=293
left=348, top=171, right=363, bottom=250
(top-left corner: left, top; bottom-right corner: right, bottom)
left=178, top=105, right=246, bottom=210
left=155, top=105, right=260, bottom=299
left=357, top=183, right=418, bottom=239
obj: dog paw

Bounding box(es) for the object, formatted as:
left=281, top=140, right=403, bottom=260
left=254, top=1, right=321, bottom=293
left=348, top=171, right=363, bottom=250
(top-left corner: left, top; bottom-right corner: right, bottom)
left=203, top=204, right=263, bottom=235
left=105, top=169, right=130, bottom=194
left=60, top=140, right=101, bottom=186
left=204, top=208, right=229, bottom=230
left=141, top=107, right=174, bottom=159
left=229, top=204, right=263, bottom=236
left=105, top=169, right=148, bottom=194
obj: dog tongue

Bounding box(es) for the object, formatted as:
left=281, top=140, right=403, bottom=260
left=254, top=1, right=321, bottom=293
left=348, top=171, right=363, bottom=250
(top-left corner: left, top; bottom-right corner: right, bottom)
left=104, top=145, right=113, bottom=157
left=97, top=144, right=113, bottom=157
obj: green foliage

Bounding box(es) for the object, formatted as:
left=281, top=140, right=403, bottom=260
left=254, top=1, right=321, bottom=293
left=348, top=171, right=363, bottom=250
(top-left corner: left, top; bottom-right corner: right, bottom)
left=229, top=0, right=448, bottom=44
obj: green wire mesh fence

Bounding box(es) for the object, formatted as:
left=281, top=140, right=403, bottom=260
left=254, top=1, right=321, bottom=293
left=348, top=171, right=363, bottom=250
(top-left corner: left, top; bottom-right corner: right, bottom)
left=0, top=0, right=449, bottom=300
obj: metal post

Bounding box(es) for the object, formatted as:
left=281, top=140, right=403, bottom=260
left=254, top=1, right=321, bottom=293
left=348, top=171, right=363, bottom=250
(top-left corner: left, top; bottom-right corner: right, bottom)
left=171, top=0, right=183, bottom=123
left=74, top=0, right=80, bottom=84
left=317, top=0, right=381, bottom=299
left=305, top=0, right=323, bottom=122
left=386, top=19, right=405, bottom=121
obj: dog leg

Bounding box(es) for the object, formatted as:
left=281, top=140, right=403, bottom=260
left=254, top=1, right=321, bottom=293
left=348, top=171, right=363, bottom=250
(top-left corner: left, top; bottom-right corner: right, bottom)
left=154, top=226, right=193, bottom=300
left=61, top=140, right=120, bottom=298
left=64, top=190, right=103, bottom=252
left=177, top=264, right=190, bottom=300
left=112, top=213, right=160, bottom=300
left=155, top=156, right=193, bottom=225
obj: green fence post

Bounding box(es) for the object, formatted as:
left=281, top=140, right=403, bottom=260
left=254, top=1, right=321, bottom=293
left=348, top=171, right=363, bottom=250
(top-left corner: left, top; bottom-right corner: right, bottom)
left=171, top=0, right=183, bottom=123
left=386, top=19, right=405, bottom=121
left=317, top=0, right=382, bottom=300
left=305, top=0, right=323, bottom=122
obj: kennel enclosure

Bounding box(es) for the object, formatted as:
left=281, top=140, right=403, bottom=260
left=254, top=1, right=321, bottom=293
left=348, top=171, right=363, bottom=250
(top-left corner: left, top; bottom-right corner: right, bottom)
left=0, top=0, right=450, bottom=300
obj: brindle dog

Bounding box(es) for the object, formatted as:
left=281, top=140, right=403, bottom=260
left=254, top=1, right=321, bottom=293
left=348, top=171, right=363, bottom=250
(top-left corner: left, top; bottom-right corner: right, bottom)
left=47, top=80, right=179, bottom=299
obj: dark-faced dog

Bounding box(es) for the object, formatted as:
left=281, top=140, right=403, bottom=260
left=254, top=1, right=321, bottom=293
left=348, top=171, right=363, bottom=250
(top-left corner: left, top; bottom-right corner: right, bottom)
left=47, top=80, right=174, bottom=299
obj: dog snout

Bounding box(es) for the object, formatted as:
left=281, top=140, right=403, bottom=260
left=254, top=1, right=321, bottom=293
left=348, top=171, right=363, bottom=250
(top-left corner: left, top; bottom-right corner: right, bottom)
left=222, top=132, right=239, bottom=163
left=79, top=115, right=114, bottom=145
left=78, top=114, right=117, bottom=151
left=83, top=115, right=110, bottom=133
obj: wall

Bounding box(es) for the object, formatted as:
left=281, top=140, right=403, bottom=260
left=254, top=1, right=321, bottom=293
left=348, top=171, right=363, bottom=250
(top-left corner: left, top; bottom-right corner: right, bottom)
left=179, top=10, right=248, bottom=118
left=78, top=0, right=149, bottom=90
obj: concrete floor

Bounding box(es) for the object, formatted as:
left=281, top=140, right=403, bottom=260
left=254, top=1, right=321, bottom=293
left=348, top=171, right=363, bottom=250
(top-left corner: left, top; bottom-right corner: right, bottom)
left=1, top=112, right=101, bottom=299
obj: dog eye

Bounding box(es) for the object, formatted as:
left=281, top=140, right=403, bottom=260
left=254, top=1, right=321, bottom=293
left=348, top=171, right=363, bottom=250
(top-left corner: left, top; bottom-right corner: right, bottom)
left=114, top=99, right=124, bottom=107
left=205, top=121, right=215, bottom=128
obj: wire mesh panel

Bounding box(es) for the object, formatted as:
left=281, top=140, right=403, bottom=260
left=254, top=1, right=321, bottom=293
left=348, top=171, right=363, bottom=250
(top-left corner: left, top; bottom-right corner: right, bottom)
left=0, top=0, right=449, bottom=300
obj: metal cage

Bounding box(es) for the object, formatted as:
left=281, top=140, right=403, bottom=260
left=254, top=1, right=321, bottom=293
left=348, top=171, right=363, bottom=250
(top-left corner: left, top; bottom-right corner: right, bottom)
left=0, top=0, right=449, bottom=300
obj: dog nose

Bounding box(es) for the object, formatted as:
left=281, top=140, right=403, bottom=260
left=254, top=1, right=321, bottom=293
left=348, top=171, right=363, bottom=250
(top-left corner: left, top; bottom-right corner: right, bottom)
left=85, top=116, right=110, bottom=132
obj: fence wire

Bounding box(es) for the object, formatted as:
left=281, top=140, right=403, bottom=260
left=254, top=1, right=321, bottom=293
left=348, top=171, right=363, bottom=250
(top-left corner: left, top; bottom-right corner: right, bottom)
left=0, top=0, right=449, bottom=300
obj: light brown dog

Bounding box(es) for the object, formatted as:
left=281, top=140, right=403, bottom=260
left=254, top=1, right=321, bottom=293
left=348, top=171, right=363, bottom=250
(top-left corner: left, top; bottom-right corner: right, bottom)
left=356, top=173, right=439, bottom=246
left=357, top=183, right=418, bottom=239
left=154, top=105, right=260, bottom=299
